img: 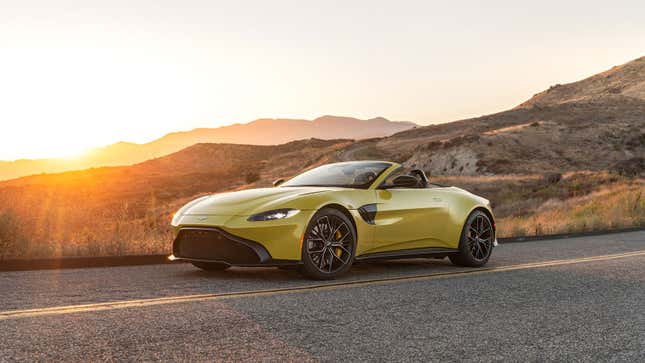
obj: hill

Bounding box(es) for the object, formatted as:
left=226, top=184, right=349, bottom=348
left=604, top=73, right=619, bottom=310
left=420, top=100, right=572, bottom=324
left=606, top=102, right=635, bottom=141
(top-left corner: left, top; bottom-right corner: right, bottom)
left=0, top=116, right=416, bottom=181
left=339, top=57, right=645, bottom=176
left=517, top=56, right=645, bottom=107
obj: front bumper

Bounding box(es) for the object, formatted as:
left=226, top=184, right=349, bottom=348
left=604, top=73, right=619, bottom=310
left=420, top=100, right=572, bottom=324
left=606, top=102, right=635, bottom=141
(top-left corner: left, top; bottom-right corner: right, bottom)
left=171, top=211, right=315, bottom=260
left=169, top=227, right=301, bottom=267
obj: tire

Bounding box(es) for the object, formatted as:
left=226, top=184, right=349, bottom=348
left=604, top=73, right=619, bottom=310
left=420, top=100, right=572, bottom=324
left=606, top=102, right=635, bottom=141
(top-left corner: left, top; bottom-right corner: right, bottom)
left=300, top=207, right=356, bottom=280
left=449, top=210, right=494, bottom=267
left=191, top=261, right=230, bottom=271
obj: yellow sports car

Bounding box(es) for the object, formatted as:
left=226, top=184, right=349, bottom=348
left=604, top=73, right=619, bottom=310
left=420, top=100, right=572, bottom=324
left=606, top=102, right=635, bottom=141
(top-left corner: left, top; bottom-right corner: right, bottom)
left=170, top=161, right=497, bottom=279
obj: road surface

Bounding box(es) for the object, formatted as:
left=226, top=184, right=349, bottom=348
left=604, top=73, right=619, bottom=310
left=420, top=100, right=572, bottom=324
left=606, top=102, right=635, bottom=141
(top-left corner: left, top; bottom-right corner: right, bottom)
left=1, top=230, right=644, bottom=362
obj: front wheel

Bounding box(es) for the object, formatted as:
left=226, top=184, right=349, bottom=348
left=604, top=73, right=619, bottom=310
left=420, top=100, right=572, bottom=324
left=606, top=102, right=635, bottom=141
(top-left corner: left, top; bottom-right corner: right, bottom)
left=300, top=208, right=356, bottom=280
left=449, top=211, right=494, bottom=267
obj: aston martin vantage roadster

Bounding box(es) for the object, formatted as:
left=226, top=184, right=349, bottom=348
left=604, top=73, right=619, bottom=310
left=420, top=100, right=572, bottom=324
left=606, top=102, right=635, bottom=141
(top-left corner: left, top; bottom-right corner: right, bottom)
left=170, top=161, right=497, bottom=279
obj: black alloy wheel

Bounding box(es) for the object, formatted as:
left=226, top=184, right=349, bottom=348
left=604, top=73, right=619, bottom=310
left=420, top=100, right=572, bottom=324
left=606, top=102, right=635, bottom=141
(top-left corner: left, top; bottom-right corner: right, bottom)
left=300, top=208, right=356, bottom=279
left=449, top=210, right=494, bottom=267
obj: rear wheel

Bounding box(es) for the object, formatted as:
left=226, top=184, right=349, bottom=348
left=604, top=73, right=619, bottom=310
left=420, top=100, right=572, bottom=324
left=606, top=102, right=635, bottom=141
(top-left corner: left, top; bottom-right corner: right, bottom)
left=300, top=208, right=356, bottom=280
left=449, top=210, right=494, bottom=267
left=191, top=261, right=230, bottom=271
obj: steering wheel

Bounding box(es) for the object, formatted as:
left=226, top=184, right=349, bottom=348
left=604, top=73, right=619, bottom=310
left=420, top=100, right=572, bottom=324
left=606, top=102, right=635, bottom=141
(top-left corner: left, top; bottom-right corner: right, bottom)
left=353, top=171, right=377, bottom=185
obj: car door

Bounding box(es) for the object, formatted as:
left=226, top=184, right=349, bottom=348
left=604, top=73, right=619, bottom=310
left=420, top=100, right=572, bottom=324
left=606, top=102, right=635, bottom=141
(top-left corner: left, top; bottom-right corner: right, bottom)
left=369, top=186, right=454, bottom=253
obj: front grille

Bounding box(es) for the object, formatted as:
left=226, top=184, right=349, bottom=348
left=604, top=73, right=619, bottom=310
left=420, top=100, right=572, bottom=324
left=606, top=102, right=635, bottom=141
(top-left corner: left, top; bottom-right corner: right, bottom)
left=173, top=229, right=262, bottom=264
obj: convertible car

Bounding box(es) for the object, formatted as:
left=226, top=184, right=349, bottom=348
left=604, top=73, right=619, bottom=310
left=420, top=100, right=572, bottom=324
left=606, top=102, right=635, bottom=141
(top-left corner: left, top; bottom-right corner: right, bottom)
left=170, top=161, right=497, bottom=279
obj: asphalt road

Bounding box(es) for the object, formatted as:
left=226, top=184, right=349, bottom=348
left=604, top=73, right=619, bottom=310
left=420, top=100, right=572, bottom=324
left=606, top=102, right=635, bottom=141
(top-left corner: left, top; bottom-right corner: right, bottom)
left=1, top=230, right=644, bottom=362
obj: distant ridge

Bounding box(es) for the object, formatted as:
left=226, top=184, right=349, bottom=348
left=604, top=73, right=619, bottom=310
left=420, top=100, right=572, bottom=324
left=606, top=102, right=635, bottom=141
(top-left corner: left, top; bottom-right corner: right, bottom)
left=516, top=56, right=645, bottom=108
left=0, top=116, right=416, bottom=181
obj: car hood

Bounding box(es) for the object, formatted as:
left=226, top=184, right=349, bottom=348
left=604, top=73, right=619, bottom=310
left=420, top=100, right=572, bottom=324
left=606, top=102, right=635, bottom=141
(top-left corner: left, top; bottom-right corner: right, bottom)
left=181, top=187, right=334, bottom=216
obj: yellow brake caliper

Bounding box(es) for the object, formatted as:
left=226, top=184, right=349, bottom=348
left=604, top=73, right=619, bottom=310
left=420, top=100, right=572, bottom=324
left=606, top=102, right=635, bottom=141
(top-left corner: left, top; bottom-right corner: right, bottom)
left=335, top=230, right=343, bottom=257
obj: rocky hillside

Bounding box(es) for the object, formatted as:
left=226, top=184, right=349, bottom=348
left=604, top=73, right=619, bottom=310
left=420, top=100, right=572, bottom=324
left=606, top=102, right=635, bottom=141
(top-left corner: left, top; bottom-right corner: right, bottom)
left=338, top=56, right=645, bottom=176
left=517, top=56, right=645, bottom=107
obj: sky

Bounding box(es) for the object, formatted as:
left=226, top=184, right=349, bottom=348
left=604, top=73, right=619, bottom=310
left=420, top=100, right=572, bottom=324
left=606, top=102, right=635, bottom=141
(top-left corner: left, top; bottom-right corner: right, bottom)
left=0, top=0, right=644, bottom=161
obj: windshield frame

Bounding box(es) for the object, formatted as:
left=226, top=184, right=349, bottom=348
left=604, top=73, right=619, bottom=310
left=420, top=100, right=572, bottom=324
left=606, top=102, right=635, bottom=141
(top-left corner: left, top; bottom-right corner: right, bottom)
left=280, top=161, right=396, bottom=189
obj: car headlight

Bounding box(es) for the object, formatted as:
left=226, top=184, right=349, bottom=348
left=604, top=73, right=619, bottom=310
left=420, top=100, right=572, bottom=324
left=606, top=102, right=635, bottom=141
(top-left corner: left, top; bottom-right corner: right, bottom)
left=247, top=208, right=300, bottom=221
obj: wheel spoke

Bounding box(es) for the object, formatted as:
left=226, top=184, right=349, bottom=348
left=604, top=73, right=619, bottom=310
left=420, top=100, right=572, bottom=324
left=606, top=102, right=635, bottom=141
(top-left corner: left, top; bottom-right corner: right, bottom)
left=316, top=216, right=330, bottom=239
left=331, top=244, right=351, bottom=255
left=318, top=249, right=327, bottom=268
left=325, top=217, right=334, bottom=240
left=331, top=222, right=347, bottom=241
left=331, top=251, right=349, bottom=264
left=481, top=239, right=491, bottom=255
left=310, top=226, right=325, bottom=240
left=334, top=232, right=350, bottom=246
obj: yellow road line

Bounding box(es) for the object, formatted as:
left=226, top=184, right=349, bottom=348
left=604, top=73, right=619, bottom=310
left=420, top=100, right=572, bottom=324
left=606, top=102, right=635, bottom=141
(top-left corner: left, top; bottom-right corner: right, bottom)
left=2, top=250, right=645, bottom=320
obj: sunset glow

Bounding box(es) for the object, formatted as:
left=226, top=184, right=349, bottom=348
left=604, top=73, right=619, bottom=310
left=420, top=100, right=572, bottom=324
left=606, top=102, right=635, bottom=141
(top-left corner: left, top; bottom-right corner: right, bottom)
left=1, top=0, right=644, bottom=160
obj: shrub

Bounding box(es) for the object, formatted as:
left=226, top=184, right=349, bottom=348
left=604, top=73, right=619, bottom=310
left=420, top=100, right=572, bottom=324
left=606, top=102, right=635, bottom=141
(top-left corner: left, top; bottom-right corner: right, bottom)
left=543, top=172, right=562, bottom=184
left=245, top=171, right=261, bottom=184
left=611, top=157, right=645, bottom=177
left=0, top=209, right=23, bottom=259
left=510, top=224, right=526, bottom=237
left=425, top=141, right=442, bottom=150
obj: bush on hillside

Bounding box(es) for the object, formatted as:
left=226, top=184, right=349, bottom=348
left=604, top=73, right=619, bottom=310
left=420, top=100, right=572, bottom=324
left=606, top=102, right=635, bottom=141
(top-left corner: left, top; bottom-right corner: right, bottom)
left=0, top=209, right=24, bottom=259
left=612, top=157, right=645, bottom=177
left=245, top=171, right=261, bottom=184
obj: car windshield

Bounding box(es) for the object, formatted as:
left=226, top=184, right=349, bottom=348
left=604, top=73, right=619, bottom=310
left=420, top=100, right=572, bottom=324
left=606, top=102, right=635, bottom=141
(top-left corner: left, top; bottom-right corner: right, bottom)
left=281, top=162, right=392, bottom=189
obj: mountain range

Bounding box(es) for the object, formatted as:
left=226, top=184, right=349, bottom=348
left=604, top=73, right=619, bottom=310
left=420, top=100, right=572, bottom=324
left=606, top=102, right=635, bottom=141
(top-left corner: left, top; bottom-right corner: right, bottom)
left=0, top=116, right=416, bottom=181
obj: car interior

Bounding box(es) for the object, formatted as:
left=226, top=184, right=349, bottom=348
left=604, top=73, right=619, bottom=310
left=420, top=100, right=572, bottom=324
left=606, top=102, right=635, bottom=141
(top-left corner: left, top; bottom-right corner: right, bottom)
left=376, top=168, right=437, bottom=189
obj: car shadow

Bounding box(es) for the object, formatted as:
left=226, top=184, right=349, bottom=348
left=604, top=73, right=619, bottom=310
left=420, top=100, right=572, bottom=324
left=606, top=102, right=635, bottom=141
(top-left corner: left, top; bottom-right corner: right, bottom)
left=180, top=257, right=458, bottom=283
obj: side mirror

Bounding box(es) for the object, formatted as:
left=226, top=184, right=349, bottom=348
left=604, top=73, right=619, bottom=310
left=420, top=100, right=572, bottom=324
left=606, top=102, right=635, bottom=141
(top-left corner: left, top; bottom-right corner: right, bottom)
left=391, top=175, right=419, bottom=188
left=273, top=178, right=285, bottom=187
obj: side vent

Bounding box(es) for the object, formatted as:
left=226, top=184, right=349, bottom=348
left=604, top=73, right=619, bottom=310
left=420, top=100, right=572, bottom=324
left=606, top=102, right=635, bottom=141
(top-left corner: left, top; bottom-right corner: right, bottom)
left=357, top=204, right=378, bottom=225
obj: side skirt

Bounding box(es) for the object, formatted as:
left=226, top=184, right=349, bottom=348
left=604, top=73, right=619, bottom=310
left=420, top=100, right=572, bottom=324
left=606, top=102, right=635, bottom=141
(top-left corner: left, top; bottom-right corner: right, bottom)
left=355, top=247, right=459, bottom=262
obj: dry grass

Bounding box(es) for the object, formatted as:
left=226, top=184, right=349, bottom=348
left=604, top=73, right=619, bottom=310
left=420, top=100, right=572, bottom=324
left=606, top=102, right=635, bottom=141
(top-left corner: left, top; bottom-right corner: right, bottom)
left=437, top=172, right=644, bottom=237
left=0, top=146, right=643, bottom=260
left=497, top=184, right=644, bottom=237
